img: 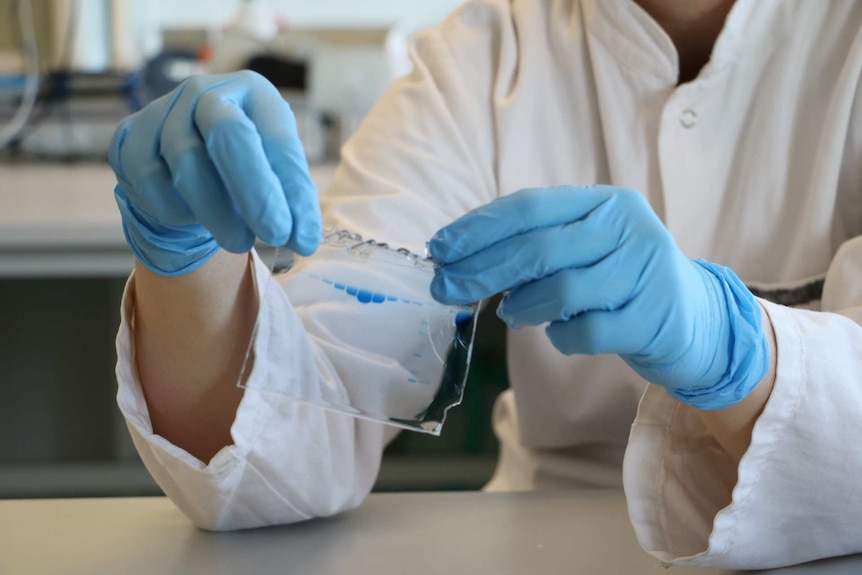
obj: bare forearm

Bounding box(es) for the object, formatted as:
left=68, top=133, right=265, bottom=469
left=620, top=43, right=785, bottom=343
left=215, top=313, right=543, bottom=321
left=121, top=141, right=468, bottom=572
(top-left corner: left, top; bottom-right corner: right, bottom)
left=698, top=304, right=777, bottom=462
left=133, top=250, right=257, bottom=463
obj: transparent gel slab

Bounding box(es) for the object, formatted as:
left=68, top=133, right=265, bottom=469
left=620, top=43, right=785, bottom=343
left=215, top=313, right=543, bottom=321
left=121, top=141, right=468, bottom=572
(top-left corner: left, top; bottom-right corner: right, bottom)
left=239, top=229, right=478, bottom=435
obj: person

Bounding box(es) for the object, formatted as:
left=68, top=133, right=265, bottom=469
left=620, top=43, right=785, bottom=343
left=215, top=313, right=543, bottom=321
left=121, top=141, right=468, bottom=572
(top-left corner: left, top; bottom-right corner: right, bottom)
left=108, top=0, right=862, bottom=569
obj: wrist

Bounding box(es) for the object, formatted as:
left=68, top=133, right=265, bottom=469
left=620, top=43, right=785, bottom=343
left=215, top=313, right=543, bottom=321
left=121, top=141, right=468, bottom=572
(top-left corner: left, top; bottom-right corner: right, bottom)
left=665, top=260, right=770, bottom=410
left=115, top=187, right=220, bottom=276
left=697, top=302, right=777, bottom=461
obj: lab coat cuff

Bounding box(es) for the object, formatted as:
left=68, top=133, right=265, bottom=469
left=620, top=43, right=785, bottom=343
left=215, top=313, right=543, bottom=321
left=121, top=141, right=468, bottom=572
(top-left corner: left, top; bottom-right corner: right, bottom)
left=624, top=298, right=805, bottom=568
left=115, top=250, right=290, bottom=477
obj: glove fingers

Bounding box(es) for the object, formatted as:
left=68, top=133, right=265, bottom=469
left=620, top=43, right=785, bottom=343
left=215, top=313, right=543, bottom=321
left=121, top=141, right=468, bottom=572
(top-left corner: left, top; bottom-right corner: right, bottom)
left=120, top=160, right=194, bottom=227
left=428, top=185, right=616, bottom=264
left=110, top=92, right=193, bottom=222
left=108, top=88, right=176, bottom=182
left=154, top=80, right=259, bottom=252
left=431, top=205, right=627, bottom=305
left=168, top=147, right=256, bottom=253
left=191, top=77, right=294, bottom=248
left=496, top=254, right=636, bottom=328
left=545, top=306, right=641, bottom=356
left=243, top=76, right=322, bottom=256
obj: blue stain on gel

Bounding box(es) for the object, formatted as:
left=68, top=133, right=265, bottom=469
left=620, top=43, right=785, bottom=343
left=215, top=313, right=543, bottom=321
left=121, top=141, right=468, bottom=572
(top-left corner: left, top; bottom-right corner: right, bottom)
left=408, top=378, right=417, bottom=383
left=413, top=353, right=422, bottom=358
left=319, top=277, right=434, bottom=307
left=455, top=311, right=473, bottom=326
left=354, top=290, right=389, bottom=304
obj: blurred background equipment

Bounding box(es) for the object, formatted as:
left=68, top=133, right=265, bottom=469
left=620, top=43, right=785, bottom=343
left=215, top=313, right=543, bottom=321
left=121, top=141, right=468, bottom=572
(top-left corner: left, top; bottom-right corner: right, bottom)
left=0, top=0, right=39, bottom=149
left=0, top=0, right=143, bottom=160
left=0, top=0, right=464, bottom=162
left=206, top=0, right=283, bottom=74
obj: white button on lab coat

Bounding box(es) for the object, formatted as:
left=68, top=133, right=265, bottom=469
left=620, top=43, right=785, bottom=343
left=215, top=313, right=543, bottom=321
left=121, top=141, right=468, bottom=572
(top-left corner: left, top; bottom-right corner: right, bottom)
left=116, top=0, right=862, bottom=569
left=679, top=108, right=697, bottom=128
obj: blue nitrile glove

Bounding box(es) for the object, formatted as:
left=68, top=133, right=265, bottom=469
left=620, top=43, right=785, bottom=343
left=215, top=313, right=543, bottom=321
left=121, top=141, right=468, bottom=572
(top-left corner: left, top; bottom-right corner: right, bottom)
left=108, top=71, right=321, bottom=276
left=429, top=186, right=769, bottom=410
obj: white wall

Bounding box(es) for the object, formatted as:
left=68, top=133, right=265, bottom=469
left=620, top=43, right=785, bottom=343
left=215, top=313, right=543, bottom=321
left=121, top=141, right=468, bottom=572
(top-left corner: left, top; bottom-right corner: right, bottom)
left=148, top=0, right=465, bottom=30
left=53, top=0, right=466, bottom=71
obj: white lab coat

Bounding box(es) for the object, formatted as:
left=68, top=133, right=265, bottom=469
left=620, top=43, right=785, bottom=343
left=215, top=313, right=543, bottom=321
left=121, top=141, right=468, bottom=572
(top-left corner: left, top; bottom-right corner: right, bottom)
left=116, top=0, right=862, bottom=569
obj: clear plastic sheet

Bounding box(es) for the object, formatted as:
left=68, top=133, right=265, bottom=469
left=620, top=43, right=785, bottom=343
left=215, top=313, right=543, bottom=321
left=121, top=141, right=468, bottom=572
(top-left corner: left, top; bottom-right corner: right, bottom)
left=239, top=229, right=478, bottom=435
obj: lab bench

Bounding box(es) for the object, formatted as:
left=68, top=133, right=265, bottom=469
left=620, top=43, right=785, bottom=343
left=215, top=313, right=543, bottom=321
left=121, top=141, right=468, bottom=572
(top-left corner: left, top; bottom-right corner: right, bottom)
left=3, top=490, right=857, bottom=574
left=0, top=161, right=506, bottom=498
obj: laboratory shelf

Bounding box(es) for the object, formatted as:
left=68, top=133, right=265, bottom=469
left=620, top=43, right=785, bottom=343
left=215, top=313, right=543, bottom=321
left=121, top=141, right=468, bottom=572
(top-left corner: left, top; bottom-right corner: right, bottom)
left=0, top=455, right=498, bottom=499
left=0, top=161, right=336, bottom=278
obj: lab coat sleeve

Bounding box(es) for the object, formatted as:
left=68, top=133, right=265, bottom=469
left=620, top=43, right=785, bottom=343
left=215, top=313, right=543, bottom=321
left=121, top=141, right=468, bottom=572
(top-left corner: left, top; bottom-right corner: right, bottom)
left=117, top=251, right=399, bottom=530
left=623, top=236, right=862, bottom=569
left=115, top=1, right=508, bottom=531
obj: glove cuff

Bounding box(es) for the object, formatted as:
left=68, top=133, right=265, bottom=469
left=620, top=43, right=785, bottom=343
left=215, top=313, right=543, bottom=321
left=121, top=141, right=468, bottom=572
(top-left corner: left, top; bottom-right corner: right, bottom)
left=115, top=187, right=220, bottom=277
left=666, top=260, right=770, bottom=410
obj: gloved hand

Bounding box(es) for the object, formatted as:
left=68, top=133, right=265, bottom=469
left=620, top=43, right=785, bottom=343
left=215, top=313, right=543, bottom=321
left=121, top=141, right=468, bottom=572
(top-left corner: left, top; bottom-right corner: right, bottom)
left=429, top=186, right=769, bottom=410
left=108, top=71, right=321, bottom=276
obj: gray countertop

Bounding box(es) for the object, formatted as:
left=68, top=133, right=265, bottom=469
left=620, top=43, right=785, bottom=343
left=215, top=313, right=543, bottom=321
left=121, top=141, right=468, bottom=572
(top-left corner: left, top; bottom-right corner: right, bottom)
left=1, top=490, right=859, bottom=575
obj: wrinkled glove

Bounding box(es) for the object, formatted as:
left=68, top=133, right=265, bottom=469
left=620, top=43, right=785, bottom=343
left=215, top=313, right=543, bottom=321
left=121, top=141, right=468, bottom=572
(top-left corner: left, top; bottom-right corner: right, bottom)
left=108, top=70, right=321, bottom=276
left=429, top=185, right=769, bottom=410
